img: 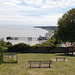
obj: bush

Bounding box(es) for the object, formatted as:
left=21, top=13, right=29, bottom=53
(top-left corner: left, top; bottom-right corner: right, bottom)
left=8, top=43, right=30, bottom=53
left=6, top=42, right=12, bottom=46
left=0, top=46, right=3, bottom=65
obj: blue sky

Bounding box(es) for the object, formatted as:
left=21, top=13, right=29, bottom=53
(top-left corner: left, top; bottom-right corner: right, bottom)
left=0, top=0, right=75, bottom=26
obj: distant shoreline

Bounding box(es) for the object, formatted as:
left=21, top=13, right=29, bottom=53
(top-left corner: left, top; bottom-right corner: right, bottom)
left=34, top=26, right=57, bottom=38
left=34, top=26, right=57, bottom=31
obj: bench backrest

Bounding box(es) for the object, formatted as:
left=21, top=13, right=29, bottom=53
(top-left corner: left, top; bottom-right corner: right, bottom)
left=28, top=60, right=53, bottom=64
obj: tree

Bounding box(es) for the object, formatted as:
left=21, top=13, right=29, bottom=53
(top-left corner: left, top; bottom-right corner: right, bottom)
left=56, top=8, right=75, bottom=45
left=0, top=46, right=3, bottom=65
left=6, top=42, right=12, bottom=46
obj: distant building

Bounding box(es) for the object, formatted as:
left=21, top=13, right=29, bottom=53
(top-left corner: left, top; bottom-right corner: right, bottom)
left=37, top=36, right=48, bottom=41
left=28, top=37, right=32, bottom=41
left=60, top=42, right=75, bottom=47
left=60, top=43, right=66, bottom=47
left=65, top=42, right=75, bottom=47
left=45, top=30, right=54, bottom=38
left=6, top=36, right=18, bottom=40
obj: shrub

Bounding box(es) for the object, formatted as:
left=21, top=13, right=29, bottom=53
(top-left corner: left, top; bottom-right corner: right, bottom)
left=0, top=46, right=3, bottom=65
left=8, top=43, right=30, bottom=53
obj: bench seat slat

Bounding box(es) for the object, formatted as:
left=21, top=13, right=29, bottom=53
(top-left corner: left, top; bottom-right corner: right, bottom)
left=56, top=57, right=66, bottom=61
left=28, top=63, right=51, bottom=64
left=28, top=60, right=53, bottom=68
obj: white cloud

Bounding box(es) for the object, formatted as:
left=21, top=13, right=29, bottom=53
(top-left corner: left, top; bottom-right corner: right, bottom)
left=2, top=2, right=16, bottom=6
left=41, top=4, right=55, bottom=9
left=11, top=0, right=21, bottom=4
left=35, top=0, right=43, bottom=5
left=0, top=0, right=75, bottom=26
left=1, top=0, right=75, bottom=8
left=24, top=0, right=43, bottom=5
left=2, top=0, right=21, bottom=6
left=23, top=0, right=75, bottom=8
left=24, top=0, right=35, bottom=5
left=0, top=13, right=62, bottom=26
left=46, top=0, right=75, bottom=8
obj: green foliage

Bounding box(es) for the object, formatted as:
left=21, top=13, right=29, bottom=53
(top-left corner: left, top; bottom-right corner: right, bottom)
left=0, top=38, right=6, bottom=47
left=0, top=46, right=3, bottom=65
left=0, top=46, right=3, bottom=53
left=4, top=59, right=17, bottom=63
left=0, top=38, right=10, bottom=52
left=38, top=35, right=61, bottom=47
left=6, top=42, right=12, bottom=46
left=8, top=43, right=30, bottom=53
left=0, top=39, right=5, bottom=64
left=32, top=44, right=40, bottom=47
left=8, top=59, right=16, bottom=63
left=56, top=8, right=75, bottom=43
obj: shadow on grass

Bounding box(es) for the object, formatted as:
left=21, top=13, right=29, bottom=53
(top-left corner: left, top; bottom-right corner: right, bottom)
left=55, top=53, right=75, bottom=57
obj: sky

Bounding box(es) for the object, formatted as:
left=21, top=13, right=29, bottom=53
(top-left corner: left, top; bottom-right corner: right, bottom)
left=0, top=0, right=75, bottom=26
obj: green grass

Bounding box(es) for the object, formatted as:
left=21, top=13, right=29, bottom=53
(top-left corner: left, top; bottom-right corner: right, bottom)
left=0, top=53, right=75, bottom=75
left=3, top=55, right=17, bottom=63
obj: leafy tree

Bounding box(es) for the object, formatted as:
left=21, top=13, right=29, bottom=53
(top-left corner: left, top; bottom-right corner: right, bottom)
left=0, top=46, right=3, bottom=65
left=0, top=39, right=9, bottom=52
left=56, top=8, right=75, bottom=44
left=0, top=38, right=6, bottom=46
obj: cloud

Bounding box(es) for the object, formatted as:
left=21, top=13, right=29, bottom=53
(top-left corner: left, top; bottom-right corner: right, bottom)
left=24, top=0, right=43, bottom=5
left=0, top=13, right=62, bottom=26
left=2, top=0, right=21, bottom=6
left=1, top=0, right=75, bottom=8
left=23, top=0, right=75, bottom=8
left=2, top=2, right=16, bottom=6
left=46, top=0, right=75, bottom=8
left=0, top=0, right=75, bottom=26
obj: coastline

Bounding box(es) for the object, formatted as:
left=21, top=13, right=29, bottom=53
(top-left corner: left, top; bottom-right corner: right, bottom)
left=0, top=25, right=55, bottom=45
left=0, top=26, right=48, bottom=45
left=34, top=26, right=56, bottom=39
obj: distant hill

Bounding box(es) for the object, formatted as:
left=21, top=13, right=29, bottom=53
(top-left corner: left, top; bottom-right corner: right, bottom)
left=34, top=26, right=57, bottom=31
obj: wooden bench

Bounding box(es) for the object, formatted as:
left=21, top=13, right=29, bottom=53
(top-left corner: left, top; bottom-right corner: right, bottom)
left=56, top=57, right=66, bottom=61
left=28, top=60, right=53, bottom=68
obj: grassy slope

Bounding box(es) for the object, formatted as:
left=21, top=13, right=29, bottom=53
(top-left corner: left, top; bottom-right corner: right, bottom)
left=0, top=53, right=75, bottom=75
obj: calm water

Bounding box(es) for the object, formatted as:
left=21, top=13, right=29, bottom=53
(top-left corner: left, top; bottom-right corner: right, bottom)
left=0, top=25, right=48, bottom=45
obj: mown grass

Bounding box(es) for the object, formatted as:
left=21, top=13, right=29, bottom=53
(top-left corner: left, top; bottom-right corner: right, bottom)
left=0, top=53, right=75, bottom=75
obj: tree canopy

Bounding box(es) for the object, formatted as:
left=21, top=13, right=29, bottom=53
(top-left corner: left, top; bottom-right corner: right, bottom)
left=56, top=8, right=75, bottom=43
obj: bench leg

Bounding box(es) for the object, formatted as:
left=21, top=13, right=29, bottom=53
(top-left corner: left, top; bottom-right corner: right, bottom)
left=30, top=62, right=31, bottom=68
left=39, top=61, right=41, bottom=68
left=56, top=58, right=58, bottom=61
left=49, top=62, right=51, bottom=68
left=63, top=58, right=65, bottom=61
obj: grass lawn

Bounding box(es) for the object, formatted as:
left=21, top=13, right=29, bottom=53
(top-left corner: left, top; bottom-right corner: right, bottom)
left=0, top=53, right=75, bottom=75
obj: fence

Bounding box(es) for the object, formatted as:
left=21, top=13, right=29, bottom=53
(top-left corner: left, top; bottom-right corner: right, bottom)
left=8, top=47, right=66, bottom=53
left=24, top=47, right=66, bottom=53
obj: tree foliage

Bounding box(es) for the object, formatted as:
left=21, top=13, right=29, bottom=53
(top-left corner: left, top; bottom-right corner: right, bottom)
left=8, top=43, right=30, bottom=53
left=56, top=8, right=75, bottom=43
left=0, top=39, right=11, bottom=52
left=0, top=46, right=3, bottom=65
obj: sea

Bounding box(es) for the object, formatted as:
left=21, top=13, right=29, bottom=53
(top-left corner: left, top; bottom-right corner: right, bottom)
left=0, top=25, right=48, bottom=45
